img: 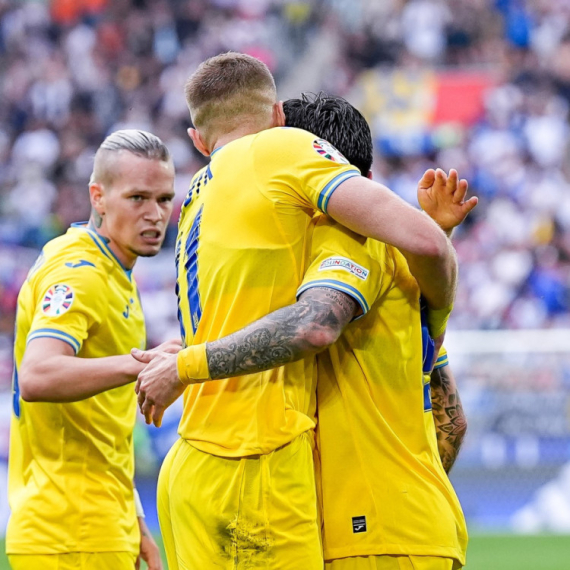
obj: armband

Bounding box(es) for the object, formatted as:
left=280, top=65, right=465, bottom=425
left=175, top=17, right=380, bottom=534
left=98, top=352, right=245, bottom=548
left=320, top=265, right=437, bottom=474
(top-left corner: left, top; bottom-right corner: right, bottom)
left=427, top=305, right=453, bottom=339
left=134, top=488, right=145, bottom=519
left=176, top=343, right=210, bottom=385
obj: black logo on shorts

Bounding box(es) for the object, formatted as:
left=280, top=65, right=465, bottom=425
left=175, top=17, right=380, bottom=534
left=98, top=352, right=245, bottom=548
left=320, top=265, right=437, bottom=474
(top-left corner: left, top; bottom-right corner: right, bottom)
left=352, top=516, right=367, bottom=533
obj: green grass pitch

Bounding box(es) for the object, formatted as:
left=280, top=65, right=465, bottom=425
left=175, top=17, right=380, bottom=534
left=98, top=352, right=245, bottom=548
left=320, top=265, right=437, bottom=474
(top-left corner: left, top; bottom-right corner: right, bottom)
left=1, top=534, right=570, bottom=569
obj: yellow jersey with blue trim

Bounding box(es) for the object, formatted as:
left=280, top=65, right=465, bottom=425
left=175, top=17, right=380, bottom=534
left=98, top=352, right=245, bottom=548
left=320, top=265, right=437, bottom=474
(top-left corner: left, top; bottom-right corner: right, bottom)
left=7, top=224, right=146, bottom=555
left=175, top=127, right=360, bottom=457
left=299, top=216, right=467, bottom=564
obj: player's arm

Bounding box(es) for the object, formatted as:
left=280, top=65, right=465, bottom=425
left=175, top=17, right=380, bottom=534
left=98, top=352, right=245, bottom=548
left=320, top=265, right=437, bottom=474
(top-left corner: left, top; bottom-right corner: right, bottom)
left=133, top=287, right=358, bottom=425
left=19, top=337, right=181, bottom=403
left=204, top=287, right=357, bottom=379
left=430, top=363, right=467, bottom=473
left=327, top=171, right=457, bottom=312
left=135, top=489, right=163, bottom=570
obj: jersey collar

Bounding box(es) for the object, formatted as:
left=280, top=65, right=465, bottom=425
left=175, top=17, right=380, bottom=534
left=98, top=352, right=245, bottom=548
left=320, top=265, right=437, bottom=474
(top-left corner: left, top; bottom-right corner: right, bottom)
left=70, top=222, right=133, bottom=279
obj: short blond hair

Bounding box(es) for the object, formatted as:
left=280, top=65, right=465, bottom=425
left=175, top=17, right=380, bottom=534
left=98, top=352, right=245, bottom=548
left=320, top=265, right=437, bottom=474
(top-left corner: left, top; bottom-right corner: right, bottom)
left=185, top=52, right=277, bottom=139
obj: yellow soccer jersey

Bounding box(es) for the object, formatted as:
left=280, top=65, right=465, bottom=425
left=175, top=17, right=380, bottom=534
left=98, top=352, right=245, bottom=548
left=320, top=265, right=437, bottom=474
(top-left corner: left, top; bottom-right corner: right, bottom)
left=175, top=127, right=360, bottom=457
left=7, top=224, right=146, bottom=555
left=299, top=217, right=467, bottom=564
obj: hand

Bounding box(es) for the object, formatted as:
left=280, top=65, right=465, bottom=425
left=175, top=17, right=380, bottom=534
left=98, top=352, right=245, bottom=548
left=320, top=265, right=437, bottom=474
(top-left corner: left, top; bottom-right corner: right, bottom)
left=417, top=168, right=478, bottom=234
left=132, top=349, right=186, bottom=427
left=148, top=338, right=183, bottom=355
left=136, top=517, right=163, bottom=570
left=127, top=338, right=183, bottom=379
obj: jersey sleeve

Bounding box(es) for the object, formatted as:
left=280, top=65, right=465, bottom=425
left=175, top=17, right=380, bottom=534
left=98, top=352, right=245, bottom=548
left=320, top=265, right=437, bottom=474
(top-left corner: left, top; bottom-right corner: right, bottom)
left=27, top=262, right=109, bottom=354
left=433, top=346, right=449, bottom=370
left=297, top=216, right=384, bottom=319
left=253, top=127, right=361, bottom=214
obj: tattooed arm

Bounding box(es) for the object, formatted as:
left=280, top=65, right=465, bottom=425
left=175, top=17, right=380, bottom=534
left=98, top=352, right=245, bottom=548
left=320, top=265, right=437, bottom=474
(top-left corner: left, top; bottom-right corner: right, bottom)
left=429, top=364, right=467, bottom=473
left=133, top=287, right=358, bottom=426
left=206, top=287, right=358, bottom=379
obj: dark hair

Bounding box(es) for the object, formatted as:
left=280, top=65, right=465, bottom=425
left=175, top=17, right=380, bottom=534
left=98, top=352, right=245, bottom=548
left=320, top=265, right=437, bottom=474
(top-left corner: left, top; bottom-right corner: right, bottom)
left=283, top=93, right=373, bottom=176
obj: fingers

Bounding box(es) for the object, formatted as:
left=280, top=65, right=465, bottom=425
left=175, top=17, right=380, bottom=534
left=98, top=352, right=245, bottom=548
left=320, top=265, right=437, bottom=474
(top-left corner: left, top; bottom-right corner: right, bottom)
left=452, top=176, right=468, bottom=204
left=446, top=169, right=458, bottom=195
left=461, top=195, right=478, bottom=216
left=135, top=555, right=141, bottom=570
left=137, top=383, right=155, bottom=425
left=137, top=387, right=146, bottom=410
left=135, top=376, right=142, bottom=395
left=131, top=348, right=154, bottom=363
left=418, top=168, right=436, bottom=189
left=435, top=168, right=447, bottom=187
left=152, top=405, right=166, bottom=428
left=141, top=399, right=155, bottom=425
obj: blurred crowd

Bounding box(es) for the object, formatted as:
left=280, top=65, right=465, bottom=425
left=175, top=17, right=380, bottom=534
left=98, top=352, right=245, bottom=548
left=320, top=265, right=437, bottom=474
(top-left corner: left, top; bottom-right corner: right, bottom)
left=3, top=0, right=570, bottom=390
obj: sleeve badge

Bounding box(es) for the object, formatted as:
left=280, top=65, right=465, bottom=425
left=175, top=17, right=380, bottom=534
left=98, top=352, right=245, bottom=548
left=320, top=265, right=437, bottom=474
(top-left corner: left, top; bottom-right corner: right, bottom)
left=313, top=139, right=350, bottom=164
left=42, top=284, right=74, bottom=316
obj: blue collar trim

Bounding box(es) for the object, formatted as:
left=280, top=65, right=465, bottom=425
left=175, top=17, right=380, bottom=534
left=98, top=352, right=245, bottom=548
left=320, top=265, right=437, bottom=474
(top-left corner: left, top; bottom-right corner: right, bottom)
left=71, top=222, right=132, bottom=279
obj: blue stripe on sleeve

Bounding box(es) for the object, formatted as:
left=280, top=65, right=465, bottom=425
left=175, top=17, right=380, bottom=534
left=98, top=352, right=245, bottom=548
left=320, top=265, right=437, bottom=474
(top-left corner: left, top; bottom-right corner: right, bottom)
left=184, top=205, right=204, bottom=334
left=27, top=328, right=81, bottom=354
left=297, top=279, right=370, bottom=317
left=433, top=354, right=449, bottom=370
left=317, top=170, right=360, bottom=213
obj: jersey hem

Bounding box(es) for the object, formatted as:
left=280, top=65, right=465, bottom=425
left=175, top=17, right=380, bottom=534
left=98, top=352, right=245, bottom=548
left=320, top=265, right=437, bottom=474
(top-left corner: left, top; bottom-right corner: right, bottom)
left=6, top=539, right=139, bottom=556
left=323, top=544, right=466, bottom=566
left=181, top=426, right=315, bottom=458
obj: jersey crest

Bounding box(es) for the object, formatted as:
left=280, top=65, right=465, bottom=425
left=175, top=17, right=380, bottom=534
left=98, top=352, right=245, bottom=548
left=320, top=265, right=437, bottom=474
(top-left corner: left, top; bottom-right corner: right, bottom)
left=313, top=139, right=349, bottom=164
left=42, top=284, right=74, bottom=316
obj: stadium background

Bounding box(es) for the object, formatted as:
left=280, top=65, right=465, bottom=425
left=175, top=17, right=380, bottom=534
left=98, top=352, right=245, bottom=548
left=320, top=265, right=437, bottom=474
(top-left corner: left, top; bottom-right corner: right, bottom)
left=1, top=0, right=570, bottom=568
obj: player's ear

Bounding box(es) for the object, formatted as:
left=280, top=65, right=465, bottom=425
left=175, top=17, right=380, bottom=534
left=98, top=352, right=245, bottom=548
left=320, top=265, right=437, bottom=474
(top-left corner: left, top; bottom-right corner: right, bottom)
left=272, top=101, right=286, bottom=127
left=366, top=170, right=373, bottom=180
left=187, top=128, right=210, bottom=157
left=89, top=182, right=106, bottom=215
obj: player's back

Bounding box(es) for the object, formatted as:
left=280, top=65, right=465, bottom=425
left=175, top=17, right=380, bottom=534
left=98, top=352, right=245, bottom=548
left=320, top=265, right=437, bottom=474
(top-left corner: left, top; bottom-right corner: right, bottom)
left=175, top=127, right=360, bottom=457
left=8, top=225, right=145, bottom=555
left=300, top=217, right=467, bottom=564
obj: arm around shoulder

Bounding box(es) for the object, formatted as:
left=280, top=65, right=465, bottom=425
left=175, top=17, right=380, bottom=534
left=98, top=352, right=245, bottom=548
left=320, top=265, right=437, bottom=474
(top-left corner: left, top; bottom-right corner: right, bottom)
left=327, top=176, right=458, bottom=310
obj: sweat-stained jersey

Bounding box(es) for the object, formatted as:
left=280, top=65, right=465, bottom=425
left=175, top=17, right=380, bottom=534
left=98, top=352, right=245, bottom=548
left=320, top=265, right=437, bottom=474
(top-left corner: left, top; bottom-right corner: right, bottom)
left=175, top=127, right=360, bottom=457
left=299, top=216, right=467, bottom=564
left=7, top=224, right=146, bottom=555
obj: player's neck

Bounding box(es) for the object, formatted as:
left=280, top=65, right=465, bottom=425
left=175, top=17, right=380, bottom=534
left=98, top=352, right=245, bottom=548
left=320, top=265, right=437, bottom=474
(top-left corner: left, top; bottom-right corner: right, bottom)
left=87, top=217, right=137, bottom=271
left=210, top=122, right=271, bottom=154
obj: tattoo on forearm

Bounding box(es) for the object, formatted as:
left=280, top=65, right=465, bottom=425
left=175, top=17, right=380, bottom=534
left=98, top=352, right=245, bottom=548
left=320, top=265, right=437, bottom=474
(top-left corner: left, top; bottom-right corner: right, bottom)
left=206, top=287, right=358, bottom=379
left=430, top=366, right=467, bottom=473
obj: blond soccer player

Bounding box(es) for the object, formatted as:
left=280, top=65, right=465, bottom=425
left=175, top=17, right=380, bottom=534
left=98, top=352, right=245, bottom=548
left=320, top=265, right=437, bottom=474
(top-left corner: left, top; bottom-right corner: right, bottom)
left=134, top=54, right=460, bottom=569
left=7, top=130, right=177, bottom=570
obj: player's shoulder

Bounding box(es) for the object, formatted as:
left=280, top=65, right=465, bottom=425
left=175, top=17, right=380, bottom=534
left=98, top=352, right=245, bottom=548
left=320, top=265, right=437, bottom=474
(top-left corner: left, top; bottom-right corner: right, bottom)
left=34, top=226, right=112, bottom=287
left=252, top=126, right=316, bottom=151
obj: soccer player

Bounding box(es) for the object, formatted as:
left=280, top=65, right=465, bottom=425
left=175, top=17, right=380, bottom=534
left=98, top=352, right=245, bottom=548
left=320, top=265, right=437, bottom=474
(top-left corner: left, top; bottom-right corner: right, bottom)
left=140, top=95, right=471, bottom=568
left=284, top=94, right=468, bottom=478
left=7, top=130, right=177, bottom=570
left=133, top=53, right=460, bottom=569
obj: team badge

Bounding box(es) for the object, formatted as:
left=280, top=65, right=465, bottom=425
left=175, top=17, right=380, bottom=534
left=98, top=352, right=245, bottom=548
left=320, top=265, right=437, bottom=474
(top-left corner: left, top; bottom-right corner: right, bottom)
left=319, top=257, right=369, bottom=280
left=313, top=139, right=349, bottom=164
left=42, top=284, right=74, bottom=316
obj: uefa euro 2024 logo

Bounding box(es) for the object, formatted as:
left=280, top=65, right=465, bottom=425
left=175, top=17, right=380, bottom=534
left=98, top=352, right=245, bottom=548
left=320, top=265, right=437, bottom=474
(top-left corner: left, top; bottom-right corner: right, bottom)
left=42, top=284, right=75, bottom=317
